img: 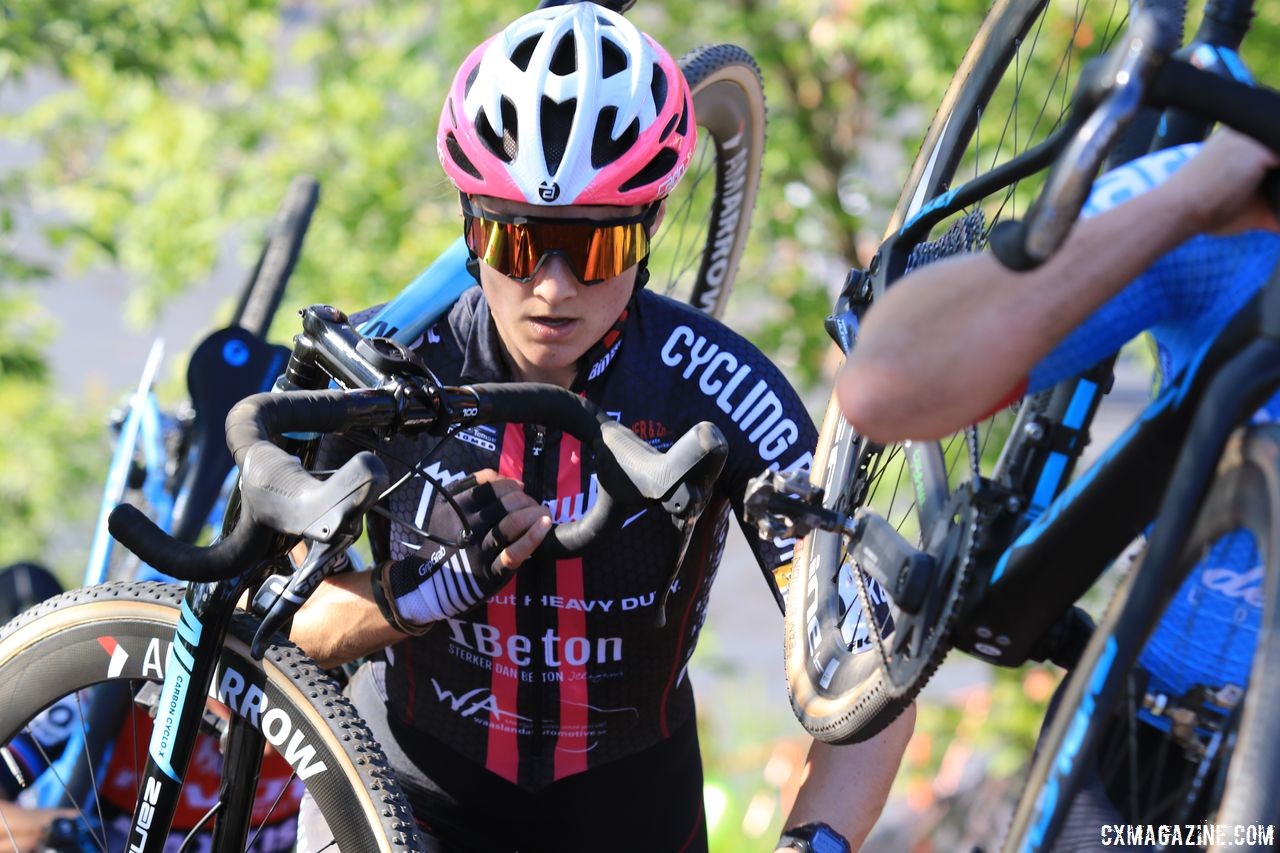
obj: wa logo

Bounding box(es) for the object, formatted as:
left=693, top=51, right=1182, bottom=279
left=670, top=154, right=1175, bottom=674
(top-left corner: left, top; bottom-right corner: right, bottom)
left=431, top=678, right=531, bottom=723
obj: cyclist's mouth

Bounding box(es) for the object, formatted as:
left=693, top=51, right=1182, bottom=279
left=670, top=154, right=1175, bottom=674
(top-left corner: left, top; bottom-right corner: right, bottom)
left=528, top=316, right=578, bottom=339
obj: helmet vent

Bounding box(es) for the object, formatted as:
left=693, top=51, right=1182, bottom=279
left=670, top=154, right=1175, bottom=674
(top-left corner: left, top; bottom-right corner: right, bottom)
left=659, top=112, right=678, bottom=141
left=549, top=33, right=577, bottom=75
left=510, top=37, right=538, bottom=72
left=601, top=38, right=627, bottom=78
left=619, top=148, right=679, bottom=193
left=676, top=100, right=689, bottom=136
left=445, top=132, right=483, bottom=179
left=649, top=63, right=668, bottom=112
left=591, top=106, right=639, bottom=168
left=476, top=96, right=520, bottom=163
left=541, top=96, right=577, bottom=174
left=464, top=64, right=480, bottom=98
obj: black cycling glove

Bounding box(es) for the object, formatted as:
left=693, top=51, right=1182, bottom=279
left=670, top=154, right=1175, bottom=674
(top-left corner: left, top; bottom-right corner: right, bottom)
left=372, top=475, right=519, bottom=634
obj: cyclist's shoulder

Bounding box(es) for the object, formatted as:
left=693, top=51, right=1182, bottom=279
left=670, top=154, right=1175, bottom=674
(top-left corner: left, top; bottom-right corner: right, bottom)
left=624, top=291, right=815, bottom=466
left=349, top=287, right=484, bottom=346
left=631, top=290, right=790, bottom=376
left=1082, top=143, right=1200, bottom=218
left=634, top=288, right=737, bottom=334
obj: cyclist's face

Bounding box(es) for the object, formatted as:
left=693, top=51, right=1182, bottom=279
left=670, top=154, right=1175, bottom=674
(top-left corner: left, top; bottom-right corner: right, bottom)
left=472, top=197, right=661, bottom=388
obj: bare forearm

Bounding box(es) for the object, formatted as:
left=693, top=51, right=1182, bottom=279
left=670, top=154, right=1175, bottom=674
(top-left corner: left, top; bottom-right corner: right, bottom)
left=840, top=185, right=1198, bottom=441
left=784, top=704, right=915, bottom=850
left=290, top=571, right=406, bottom=669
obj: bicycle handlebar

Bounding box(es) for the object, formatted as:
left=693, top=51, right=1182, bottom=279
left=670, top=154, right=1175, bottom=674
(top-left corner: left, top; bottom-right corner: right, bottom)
left=110, top=313, right=729, bottom=581
left=990, top=10, right=1280, bottom=271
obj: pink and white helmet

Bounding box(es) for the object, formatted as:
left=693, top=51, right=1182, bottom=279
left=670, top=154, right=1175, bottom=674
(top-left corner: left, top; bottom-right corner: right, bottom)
left=437, top=3, right=696, bottom=207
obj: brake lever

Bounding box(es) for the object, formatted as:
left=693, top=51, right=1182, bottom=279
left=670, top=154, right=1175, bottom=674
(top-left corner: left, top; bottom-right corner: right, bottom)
left=250, top=535, right=355, bottom=659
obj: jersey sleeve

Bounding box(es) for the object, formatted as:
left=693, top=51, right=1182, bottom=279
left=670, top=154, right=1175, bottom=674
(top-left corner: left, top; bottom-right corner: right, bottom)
left=662, top=319, right=819, bottom=611
left=1026, top=145, right=1198, bottom=393
left=1026, top=143, right=1280, bottom=393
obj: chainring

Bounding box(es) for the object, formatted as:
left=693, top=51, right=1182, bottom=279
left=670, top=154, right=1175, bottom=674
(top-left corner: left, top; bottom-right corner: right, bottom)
left=853, top=485, right=978, bottom=699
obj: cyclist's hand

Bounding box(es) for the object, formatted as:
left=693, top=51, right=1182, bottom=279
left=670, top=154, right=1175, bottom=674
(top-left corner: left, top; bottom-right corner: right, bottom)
left=1163, top=128, right=1280, bottom=236
left=0, top=802, right=77, bottom=853
left=372, top=469, right=551, bottom=633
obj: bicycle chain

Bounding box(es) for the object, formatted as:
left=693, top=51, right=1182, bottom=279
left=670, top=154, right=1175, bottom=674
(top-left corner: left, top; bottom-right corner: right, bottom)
left=905, top=209, right=988, bottom=273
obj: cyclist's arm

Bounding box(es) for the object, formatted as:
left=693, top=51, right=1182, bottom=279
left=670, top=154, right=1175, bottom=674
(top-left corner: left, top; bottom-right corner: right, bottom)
left=290, top=571, right=403, bottom=669
left=782, top=707, right=916, bottom=851
left=839, top=130, right=1279, bottom=442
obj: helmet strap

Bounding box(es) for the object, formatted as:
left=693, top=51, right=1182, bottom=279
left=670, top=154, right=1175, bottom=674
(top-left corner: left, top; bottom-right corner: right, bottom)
left=632, top=256, right=651, bottom=295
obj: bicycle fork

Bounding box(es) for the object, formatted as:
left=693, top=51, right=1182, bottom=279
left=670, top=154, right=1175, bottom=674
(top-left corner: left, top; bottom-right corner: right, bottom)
left=124, top=576, right=263, bottom=853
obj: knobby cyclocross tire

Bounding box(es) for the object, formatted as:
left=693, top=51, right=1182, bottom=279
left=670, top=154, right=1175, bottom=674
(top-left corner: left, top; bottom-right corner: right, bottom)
left=787, top=0, right=1144, bottom=744
left=648, top=44, right=765, bottom=319
left=0, top=582, right=423, bottom=853
left=1005, top=426, right=1280, bottom=851
left=232, top=175, right=320, bottom=339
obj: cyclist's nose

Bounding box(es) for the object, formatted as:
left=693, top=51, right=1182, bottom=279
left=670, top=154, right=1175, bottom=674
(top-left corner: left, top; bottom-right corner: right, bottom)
left=531, top=255, right=580, bottom=304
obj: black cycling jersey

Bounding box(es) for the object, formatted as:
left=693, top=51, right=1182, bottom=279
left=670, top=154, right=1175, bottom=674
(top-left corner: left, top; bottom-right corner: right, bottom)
left=321, top=286, right=816, bottom=792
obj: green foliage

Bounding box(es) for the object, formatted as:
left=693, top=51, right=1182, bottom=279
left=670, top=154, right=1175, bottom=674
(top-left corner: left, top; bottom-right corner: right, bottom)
left=0, top=377, right=104, bottom=570
left=5, top=0, right=1012, bottom=370
left=901, top=665, right=1060, bottom=800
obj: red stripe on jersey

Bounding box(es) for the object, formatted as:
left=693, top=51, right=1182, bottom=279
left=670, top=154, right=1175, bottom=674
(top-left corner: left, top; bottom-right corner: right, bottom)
left=677, top=803, right=706, bottom=852
left=553, top=434, right=589, bottom=780
left=484, top=422, right=525, bottom=784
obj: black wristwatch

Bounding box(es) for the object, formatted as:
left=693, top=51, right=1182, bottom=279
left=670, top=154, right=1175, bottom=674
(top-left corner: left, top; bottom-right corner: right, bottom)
left=775, top=822, right=851, bottom=853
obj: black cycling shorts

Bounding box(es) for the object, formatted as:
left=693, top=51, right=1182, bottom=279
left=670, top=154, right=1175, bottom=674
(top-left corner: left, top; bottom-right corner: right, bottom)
left=349, top=662, right=708, bottom=853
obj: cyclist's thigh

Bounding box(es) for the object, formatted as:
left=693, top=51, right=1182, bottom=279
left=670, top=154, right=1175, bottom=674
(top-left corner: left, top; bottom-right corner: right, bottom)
left=351, top=661, right=706, bottom=852
left=349, top=660, right=521, bottom=852
left=531, top=718, right=707, bottom=853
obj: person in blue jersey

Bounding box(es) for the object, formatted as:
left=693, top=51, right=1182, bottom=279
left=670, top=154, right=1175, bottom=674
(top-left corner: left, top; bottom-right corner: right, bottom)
left=289, top=6, right=912, bottom=852
left=838, top=128, right=1280, bottom=849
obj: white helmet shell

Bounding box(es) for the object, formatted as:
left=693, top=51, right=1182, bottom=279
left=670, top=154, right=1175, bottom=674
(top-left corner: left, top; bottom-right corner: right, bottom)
left=438, top=3, right=696, bottom=206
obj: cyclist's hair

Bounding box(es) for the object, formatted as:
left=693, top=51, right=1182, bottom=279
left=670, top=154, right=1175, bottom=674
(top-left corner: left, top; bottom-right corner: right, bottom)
left=437, top=2, right=696, bottom=207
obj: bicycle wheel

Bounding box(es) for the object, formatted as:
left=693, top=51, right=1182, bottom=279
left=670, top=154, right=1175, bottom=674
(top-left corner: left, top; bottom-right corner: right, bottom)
left=0, top=581, right=422, bottom=853
left=647, top=44, right=765, bottom=319
left=787, top=0, right=1149, bottom=744
left=1006, top=425, right=1280, bottom=851
left=232, top=175, right=320, bottom=339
